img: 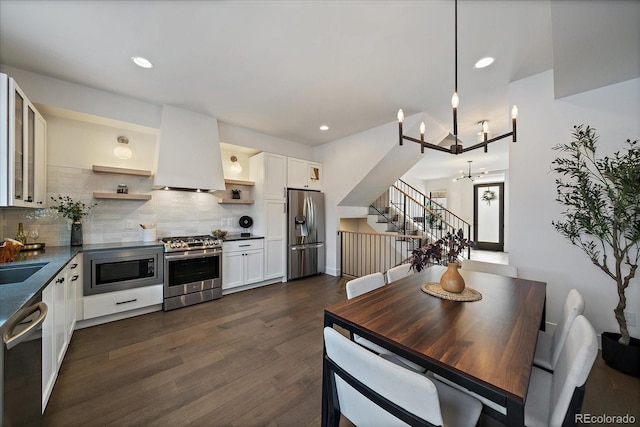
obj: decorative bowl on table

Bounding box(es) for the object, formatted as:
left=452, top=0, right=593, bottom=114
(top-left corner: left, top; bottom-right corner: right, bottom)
left=212, top=229, right=227, bottom=239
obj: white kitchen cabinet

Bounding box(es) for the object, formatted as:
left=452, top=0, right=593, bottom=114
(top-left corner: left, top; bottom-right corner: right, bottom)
left=82, top=284, right=163, bottom=320
left=71, top=254, right=84, bottom=321
left=222, top=240, right=265, bottom=290
left=42, top=255, right=78, bottom=411
left=262, top=153, right=287, bottom=200
left=0, top=73, right=47, bottom=207
left=66, top=255, right=81, bottom=335
left=41, top=282, right=55, bottom=411
left=52, top=271, right=67, bottom=369
left=264, top=200, right=286, bottom=279
left=287, top=157, right=322, bottom=191
left=250, top=152, right=287, bottom=282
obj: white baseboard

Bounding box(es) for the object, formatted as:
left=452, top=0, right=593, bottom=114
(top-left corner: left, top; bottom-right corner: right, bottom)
left=324, top=267, right=340, bottom=277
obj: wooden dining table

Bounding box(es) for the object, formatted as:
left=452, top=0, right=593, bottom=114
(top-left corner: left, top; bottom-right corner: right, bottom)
left=322, top=265, right=547, bottom=427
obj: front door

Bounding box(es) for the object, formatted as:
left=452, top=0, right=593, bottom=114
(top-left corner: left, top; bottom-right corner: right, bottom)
left=473, top=183, right=504, bottom=251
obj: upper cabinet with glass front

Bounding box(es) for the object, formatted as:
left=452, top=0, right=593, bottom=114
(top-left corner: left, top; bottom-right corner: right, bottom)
left=1, top=73, right=47, bottom=207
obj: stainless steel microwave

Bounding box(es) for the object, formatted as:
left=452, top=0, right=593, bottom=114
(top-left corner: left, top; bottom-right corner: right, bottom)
left=83, top=246, right=164, bottom=296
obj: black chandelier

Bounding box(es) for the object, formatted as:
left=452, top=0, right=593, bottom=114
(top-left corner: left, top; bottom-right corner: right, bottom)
left=397, top=0, right=518, bottom=155
left=453, top=161, right=487, bottom=182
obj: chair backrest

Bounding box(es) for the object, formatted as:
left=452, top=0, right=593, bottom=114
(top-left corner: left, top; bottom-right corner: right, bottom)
left=323, top=327, right=444, bottom=426
left=386, top=264, right=413, bottom=283
left=548, top=315, right=597, bottom=426
left=460, top=259, right=518, bottom=278
left=550, top=289, right=586, bottom=369
left=346, top=272, right=385, bottom=300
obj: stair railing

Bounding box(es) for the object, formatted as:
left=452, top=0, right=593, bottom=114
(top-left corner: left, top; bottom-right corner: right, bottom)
left=369, top=188, right=403, bottom=233
left=391, top=180, right=472, bottom=259
left=338, top=230, right=424, bottom=278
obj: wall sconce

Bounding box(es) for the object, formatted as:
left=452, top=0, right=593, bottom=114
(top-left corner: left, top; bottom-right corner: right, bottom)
left=114, top=136, right=132, bottom=159
left=229, top=156, right=243, bottom=174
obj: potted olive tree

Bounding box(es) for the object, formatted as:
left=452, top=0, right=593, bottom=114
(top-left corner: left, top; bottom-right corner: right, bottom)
left=551, top=125, right=639, bottom=376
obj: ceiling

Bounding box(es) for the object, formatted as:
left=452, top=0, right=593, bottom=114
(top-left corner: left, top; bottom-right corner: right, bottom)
left=1, top=0, right=638, bottom=181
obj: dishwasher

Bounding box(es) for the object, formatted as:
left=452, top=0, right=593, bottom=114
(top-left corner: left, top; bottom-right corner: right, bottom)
left=1, top=295, right=47, bottom=426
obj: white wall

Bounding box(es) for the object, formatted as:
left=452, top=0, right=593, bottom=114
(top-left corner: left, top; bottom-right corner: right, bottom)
left=421, top=171, right=510, bottom=252
left=509, top=71, right=640, bottom=340
left=314, top=121, right=400, bottom=276
left=219, top=123, right=314, bottom=161
left=315, top=113, right=445, bottom=276
left=0, top=67, right=314, bottom=244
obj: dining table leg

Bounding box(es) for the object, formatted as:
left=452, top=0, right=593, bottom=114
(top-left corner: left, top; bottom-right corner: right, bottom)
left=505, top=398, right=525, bottom=426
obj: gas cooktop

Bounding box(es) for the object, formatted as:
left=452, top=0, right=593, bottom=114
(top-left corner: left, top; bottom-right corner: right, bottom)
left=161, top=235, right=222, bottom=252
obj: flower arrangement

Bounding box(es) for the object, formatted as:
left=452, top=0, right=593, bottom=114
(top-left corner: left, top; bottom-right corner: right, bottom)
left=50, top=195, right=96, bottom=222
left=409, top=228, right=475, bottom=272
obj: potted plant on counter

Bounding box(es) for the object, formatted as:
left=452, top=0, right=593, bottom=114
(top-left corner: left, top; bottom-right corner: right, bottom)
left=552, top=125, right=639, bottom=376
left=231, top=189, right=241, bottom=199
left=50, top=195, right=97, bottom=246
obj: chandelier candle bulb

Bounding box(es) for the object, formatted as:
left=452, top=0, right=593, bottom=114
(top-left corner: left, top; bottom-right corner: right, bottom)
left=511, top=105, right=518, bottom=142
left=483, top=121, right=489, bottom=153
left=397, top=109, right=404, bottom=146
left=451, top=92, right=459, bottom=137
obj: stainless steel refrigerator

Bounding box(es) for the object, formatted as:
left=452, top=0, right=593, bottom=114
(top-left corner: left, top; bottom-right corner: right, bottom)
left=287, top=189, right=325, bottom=280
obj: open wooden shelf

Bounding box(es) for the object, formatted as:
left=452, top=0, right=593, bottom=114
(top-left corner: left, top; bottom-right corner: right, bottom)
left=92, top=165, right=153, bottom=177
left=224, top=179, right=255, bottom=186
left=93, top=192, right=152, bottom=201
left=218, top=198, right=254, bottom=204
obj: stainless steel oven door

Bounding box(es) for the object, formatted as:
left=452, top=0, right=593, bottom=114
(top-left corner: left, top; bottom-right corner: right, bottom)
left=163, top=249, right=222, bottom=299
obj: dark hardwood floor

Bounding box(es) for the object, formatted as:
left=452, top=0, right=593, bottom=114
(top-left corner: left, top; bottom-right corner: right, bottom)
left=44, top=275, right=639, bottom=426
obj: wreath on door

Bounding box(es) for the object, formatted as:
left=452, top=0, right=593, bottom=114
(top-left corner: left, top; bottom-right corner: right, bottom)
left=482, top=189, right=496, bottom=205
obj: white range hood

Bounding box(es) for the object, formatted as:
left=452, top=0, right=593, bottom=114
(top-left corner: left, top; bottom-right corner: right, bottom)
left=154, top=104, right=225, bottom=191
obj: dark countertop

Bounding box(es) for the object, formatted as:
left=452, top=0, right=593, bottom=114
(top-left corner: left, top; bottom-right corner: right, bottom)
left=223, top=234, right=264, bottom=241
left=0, top=241, right=163, bottom=332
left=81, top=240, right=164, bottom=252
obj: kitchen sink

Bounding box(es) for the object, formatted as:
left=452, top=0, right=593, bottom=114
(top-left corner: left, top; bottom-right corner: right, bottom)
left=0, top=262, right=47, bottom=285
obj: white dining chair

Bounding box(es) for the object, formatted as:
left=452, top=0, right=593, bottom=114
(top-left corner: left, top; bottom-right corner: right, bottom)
left=430, top=315, right=597, bottom=427
left=345, top=272, right=385, bottom=300
left=461, top=259, right=518, bottom=278
left=323, top=327, right=483, bottom=427
left=385, top=264, right=413, bottom=283
left=534, top=288, right=585, bottom=371
left=345, top=273, right=425, bottom=373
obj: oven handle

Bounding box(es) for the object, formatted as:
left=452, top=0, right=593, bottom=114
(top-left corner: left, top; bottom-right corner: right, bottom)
left=165, top=250, right=221, bottom=261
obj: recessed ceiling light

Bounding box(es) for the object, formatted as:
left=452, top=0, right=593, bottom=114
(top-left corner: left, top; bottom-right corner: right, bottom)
left=131, top=56, right=153, bottom=69
left=319, top=124, right=329, bottom=131
left=474, top=57, right=494, bottom=69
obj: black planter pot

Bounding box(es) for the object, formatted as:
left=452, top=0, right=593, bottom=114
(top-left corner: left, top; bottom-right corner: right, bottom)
left=601, top=332, right=640, bottom=377
left=70, top=222, right=83, bottom=246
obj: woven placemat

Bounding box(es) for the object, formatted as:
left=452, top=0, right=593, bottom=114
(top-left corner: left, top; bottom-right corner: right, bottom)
left=421, top=282, right=482, bottom=302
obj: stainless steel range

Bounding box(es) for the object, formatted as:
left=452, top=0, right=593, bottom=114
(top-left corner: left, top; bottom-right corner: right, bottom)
left=162, top=235, right=222, bottom=311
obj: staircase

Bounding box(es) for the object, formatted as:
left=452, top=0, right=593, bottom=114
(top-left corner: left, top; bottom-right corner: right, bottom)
left=339, top=180, right=472, bottom=278
left=369, top=179, right=472, bottom=261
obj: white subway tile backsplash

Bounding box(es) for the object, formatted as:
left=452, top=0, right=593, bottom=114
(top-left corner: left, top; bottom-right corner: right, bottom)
left=1, top=166, right=251, bottom=246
